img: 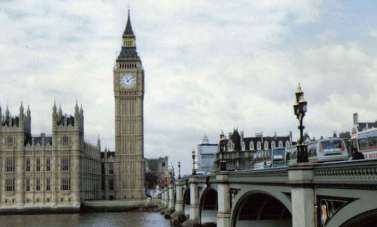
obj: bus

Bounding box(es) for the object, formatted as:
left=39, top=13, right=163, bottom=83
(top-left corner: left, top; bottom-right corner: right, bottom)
left=355, top=128, right=377, bottom=159
left=271, top=148, right=286, bottom=168
left=252, top=148, right=287, bottom=169
left=286, top=138, right=349, bottom=165
left=253, top=150, right=272, bottom=169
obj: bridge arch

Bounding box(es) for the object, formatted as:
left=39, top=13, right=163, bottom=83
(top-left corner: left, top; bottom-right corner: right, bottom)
left=231, top=190, right=292, bottom=227
left=183, top=186, right=190, bottom=216
left=340, top=209, right=377, bottom=227
left=325, top=196, right=377, bottom=227
left=199, top=186, right=218, bottom=225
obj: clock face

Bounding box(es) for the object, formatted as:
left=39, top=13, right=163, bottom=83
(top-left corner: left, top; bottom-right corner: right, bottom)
left=120, top=73, right=136, bottom=89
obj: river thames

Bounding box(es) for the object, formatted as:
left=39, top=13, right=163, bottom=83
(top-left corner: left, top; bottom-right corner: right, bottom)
left=0, top=212, right=170, bottom=227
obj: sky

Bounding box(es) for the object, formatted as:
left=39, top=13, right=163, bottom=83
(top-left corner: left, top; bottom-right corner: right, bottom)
left=1, top=0, right=377, bottom=174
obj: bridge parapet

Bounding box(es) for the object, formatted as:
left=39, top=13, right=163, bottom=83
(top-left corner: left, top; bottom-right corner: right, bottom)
left=220, top=167, right=289, bottom=185
left=313, top=160, right=377, bottom=187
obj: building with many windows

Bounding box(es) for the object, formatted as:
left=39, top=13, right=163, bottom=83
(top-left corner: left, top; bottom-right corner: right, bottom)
left=196, top=136, right=218, bottom=174
left=0, top=103, right=101, bottom=211
left=352, top=112, right=377, bottom=140
left=216, top=129, right=292, bottom=170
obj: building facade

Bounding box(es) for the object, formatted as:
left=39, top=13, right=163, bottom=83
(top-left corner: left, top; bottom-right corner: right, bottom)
left=113, top=11, right=145, bottom=200
left=145, top=156, right=171, bottom=187
left=352, top=112, right=377, bottom=137
left=145, top=157, right=171, bottom=197
left=197, top=136, right=218, bottom=174
left=0, top=103, right=101, bottom=211
left=101, top=149, right=116, bottom=200
left=216, top=129, right=292, bottom=170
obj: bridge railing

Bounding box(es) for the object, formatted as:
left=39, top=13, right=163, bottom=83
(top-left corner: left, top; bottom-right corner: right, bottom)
left=312, top=159, right=377, bottom=187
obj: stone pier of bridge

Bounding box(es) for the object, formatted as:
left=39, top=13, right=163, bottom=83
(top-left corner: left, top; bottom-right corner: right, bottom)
left=159, top=160, right=377, bottom=227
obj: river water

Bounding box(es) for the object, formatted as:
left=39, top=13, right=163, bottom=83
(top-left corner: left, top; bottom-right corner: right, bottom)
left=0, top=212, right=170, bottom=227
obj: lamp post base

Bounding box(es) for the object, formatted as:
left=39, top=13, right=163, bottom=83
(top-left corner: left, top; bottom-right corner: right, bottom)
left=297, top=144, right=308, bottom=163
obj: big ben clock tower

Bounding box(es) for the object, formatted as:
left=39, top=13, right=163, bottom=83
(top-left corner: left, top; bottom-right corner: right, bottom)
left=113, top=11, right=145, bottom=200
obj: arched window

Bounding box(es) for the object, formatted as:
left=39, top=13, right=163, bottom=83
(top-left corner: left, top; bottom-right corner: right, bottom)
left=249, top=142, right=254, bottom=151
left=61, top=136, right=69, bottom=145
left=278, top=141, right=283, bottom=148
left=264, top=141, right=269, bottom=150
left=257, top=142, right=261, bottom=151
left=285, top=141, right=290, bottom=147
left=271, top=141, right=276, bottom=149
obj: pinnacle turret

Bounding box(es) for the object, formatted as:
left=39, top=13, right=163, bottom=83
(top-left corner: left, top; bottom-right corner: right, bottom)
left=27, top=105, right=31, bottom=122
left=75, top=101, right=80, bottom=116
left=97, top=135, right=101, bottom=150
left=5, top=106, right=9, bottom=118
left=58, top=105, right=62, bottom=117
left=53, top=101, right=57, bottom=114
left=20, top=102, right=24, bottom=117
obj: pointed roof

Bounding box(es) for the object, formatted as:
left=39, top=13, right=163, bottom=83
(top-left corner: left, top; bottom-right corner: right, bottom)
left=123, top=9, right=135, bottom=37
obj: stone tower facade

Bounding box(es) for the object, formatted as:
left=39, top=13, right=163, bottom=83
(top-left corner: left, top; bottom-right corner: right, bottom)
left=0, top=103, right=101, bottom=211
left=113, top=11, right=145, bottom=200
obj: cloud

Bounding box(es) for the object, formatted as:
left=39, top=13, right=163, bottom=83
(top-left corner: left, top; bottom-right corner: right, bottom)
left=1, top=0, right=377, bottom=174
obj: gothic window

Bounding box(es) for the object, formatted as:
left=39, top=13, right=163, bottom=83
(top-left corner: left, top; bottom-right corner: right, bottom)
left=271, top=141, right=276, bottom=149
left=46, top=177, right=51, bottom=191
left=61, top=177, right=70, bottom=191
left=249, top=142, right=254, bottom=150
left=36, top=158, right=41, bottom=171
left=36, top=177, right=41, bottom=191
left=264, top=141, right=269, bottom=150
left=101, top=178, right=105, bottom=191
left=61, top=136, right=69, bottom=145
left=5, top=178, right=15, bottom=192
left=257, top=142, right=261, bottom=151
left=6, top=136, right=14, bottom=146
left=109, top=179, right=114, bottom=190
left=5, top=158, right=15, bottom=172
left=61, top=158, right=70, bottom=171
left=26, top=158, right=31, bottom=171
left=278, top=141, right=283, bottom=148
left=285, top=141, right=290, bottom=148
left=46, top=158, right=51, bottom=171
left=108, top=163, right=114, bottom=174
left=25, top=178, right=31, bottom=191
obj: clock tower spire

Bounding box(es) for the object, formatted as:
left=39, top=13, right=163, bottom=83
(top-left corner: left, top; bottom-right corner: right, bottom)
left=113, top=10, right=145, bottom=200
left=117, top=10, right=140, bottom=62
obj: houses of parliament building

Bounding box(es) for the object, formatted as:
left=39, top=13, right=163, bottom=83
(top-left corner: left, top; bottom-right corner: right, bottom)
left=0, top=103, right=102, bottom=211
left=0, top=11, right=146, bottom=211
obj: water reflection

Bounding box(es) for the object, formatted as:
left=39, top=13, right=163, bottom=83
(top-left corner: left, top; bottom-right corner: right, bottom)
left=0, top=212, right=170, bottom=227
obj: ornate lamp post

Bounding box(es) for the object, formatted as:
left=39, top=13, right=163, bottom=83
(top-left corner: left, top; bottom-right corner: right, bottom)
left=293, top=83, right=308, bottom=163
left=178, top=161, right=181, bottom=179
left=192, top=149, right=196, bottom=175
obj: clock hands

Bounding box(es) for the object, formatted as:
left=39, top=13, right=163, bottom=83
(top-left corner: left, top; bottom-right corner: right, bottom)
left=121, top=75, right=135, bottom=88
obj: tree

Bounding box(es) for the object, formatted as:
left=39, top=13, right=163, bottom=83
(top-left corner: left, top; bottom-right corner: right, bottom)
left=339, top=131, right=352, bottom=152
left=144, top=172, right=159, bottom=189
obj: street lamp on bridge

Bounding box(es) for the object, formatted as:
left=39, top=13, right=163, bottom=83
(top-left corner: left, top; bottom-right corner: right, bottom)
left=178, top=161, right=181, bottom=179
left=293, top=83, right=308, bottom=163
left=192, top=149, right=196, bottom=175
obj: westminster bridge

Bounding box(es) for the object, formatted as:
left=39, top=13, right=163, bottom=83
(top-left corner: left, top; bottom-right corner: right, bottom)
left=159, top=159, right=377, bottom=227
